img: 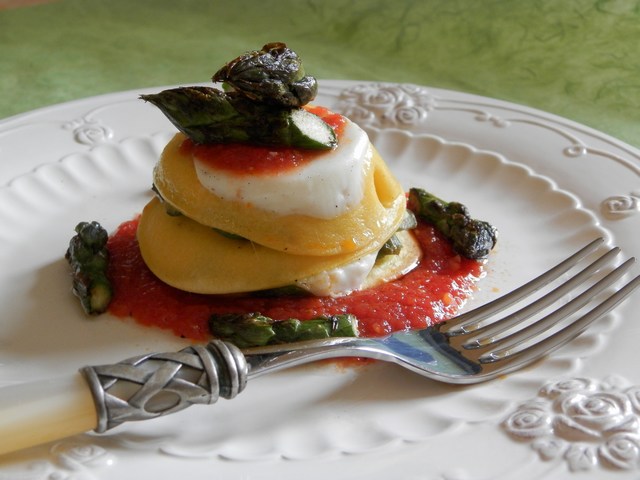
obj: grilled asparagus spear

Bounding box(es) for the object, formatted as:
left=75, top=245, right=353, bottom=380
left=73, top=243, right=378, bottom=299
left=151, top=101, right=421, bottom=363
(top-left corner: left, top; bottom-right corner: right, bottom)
left=141, top=87, right=335, bottom=149
left=209, top=313, right=359, bottom=348
left=65, top=221, right=112, bottom=315
left=213, top=41, right=318, bottom=108
left=407, top=188, right=497, bottom=259
left=140, top=43, right=336, bottom=150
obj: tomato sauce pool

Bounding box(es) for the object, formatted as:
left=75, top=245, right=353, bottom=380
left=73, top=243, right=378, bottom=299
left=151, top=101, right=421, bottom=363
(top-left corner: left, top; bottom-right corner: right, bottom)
left=106, top=218, right=484, bottom=341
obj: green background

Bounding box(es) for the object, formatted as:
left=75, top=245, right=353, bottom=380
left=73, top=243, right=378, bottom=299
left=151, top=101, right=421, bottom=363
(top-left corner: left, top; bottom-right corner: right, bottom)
left=2, top=0, right=640, bottom=147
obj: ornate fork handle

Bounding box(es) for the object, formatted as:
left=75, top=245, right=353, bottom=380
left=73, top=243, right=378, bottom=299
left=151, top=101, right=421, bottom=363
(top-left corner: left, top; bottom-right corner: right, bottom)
left=82, top=340, right=248, bottom=432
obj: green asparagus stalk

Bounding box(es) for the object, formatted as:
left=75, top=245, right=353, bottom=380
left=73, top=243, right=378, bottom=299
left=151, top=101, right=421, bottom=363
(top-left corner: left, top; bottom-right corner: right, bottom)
left=140, top=43, right=336, bottom=150
left=213, top=42, right=318, bottom=108
left=141, top=87, right=336, bottom=149
left=65, top=221, right=113, bottom=315
left=209, top=312, right=359, bottom=348
left=407, top=188, right=498, bottom=259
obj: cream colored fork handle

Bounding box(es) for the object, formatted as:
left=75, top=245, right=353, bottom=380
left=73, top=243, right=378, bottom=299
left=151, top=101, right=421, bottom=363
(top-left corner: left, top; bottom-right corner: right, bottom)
left=0, top=341, right=248, bottom=456
left=0, top=373, right=97, bottom=456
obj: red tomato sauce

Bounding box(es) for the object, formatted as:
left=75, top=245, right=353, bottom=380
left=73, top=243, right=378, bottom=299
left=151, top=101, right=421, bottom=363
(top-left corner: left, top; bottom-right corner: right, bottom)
left=106, top=218, right=484, bottom=341
left=184, top=106, right=347, bottom=175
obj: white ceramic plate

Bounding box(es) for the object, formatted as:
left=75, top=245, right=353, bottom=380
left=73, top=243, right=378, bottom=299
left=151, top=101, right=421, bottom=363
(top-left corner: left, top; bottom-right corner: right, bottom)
left=0, top=81, right=639, bottom=480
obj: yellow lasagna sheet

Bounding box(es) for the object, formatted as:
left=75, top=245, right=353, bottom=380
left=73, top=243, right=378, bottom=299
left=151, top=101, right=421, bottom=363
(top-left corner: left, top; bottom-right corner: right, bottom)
left=137, top=197, right=408, bottom=294
left=152, top=133, right=407, bottom=256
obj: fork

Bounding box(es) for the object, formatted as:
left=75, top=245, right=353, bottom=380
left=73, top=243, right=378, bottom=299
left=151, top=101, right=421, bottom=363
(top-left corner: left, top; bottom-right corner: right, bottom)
left=1, top=238, right=638, bottom=455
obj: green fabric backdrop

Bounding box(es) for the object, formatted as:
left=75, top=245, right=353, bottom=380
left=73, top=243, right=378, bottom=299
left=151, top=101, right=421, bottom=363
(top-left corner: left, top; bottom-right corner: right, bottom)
left=2, top=0, right=639, bottom=147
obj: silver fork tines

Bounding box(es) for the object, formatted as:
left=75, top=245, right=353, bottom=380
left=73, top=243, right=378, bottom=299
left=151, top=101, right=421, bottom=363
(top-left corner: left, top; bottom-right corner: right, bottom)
left=462, top=251, right=633, bottom=350
left=479, top=270, right=640, bottom=365
left=438, top=240, right=638, bottom=371
left=443, top=237, right=607, bottom=336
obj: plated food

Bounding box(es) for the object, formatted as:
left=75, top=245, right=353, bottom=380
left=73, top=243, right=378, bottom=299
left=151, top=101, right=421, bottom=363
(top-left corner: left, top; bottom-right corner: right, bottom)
left=66, top=43, right=497, bottom=344
left=140, top=106, right=416, bottom=296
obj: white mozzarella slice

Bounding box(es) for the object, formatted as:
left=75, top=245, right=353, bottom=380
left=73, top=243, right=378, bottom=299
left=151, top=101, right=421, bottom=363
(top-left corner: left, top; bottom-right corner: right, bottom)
left=295, top=250, right=378, bottom=297
left=192, top=120, right=371, bottom=219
